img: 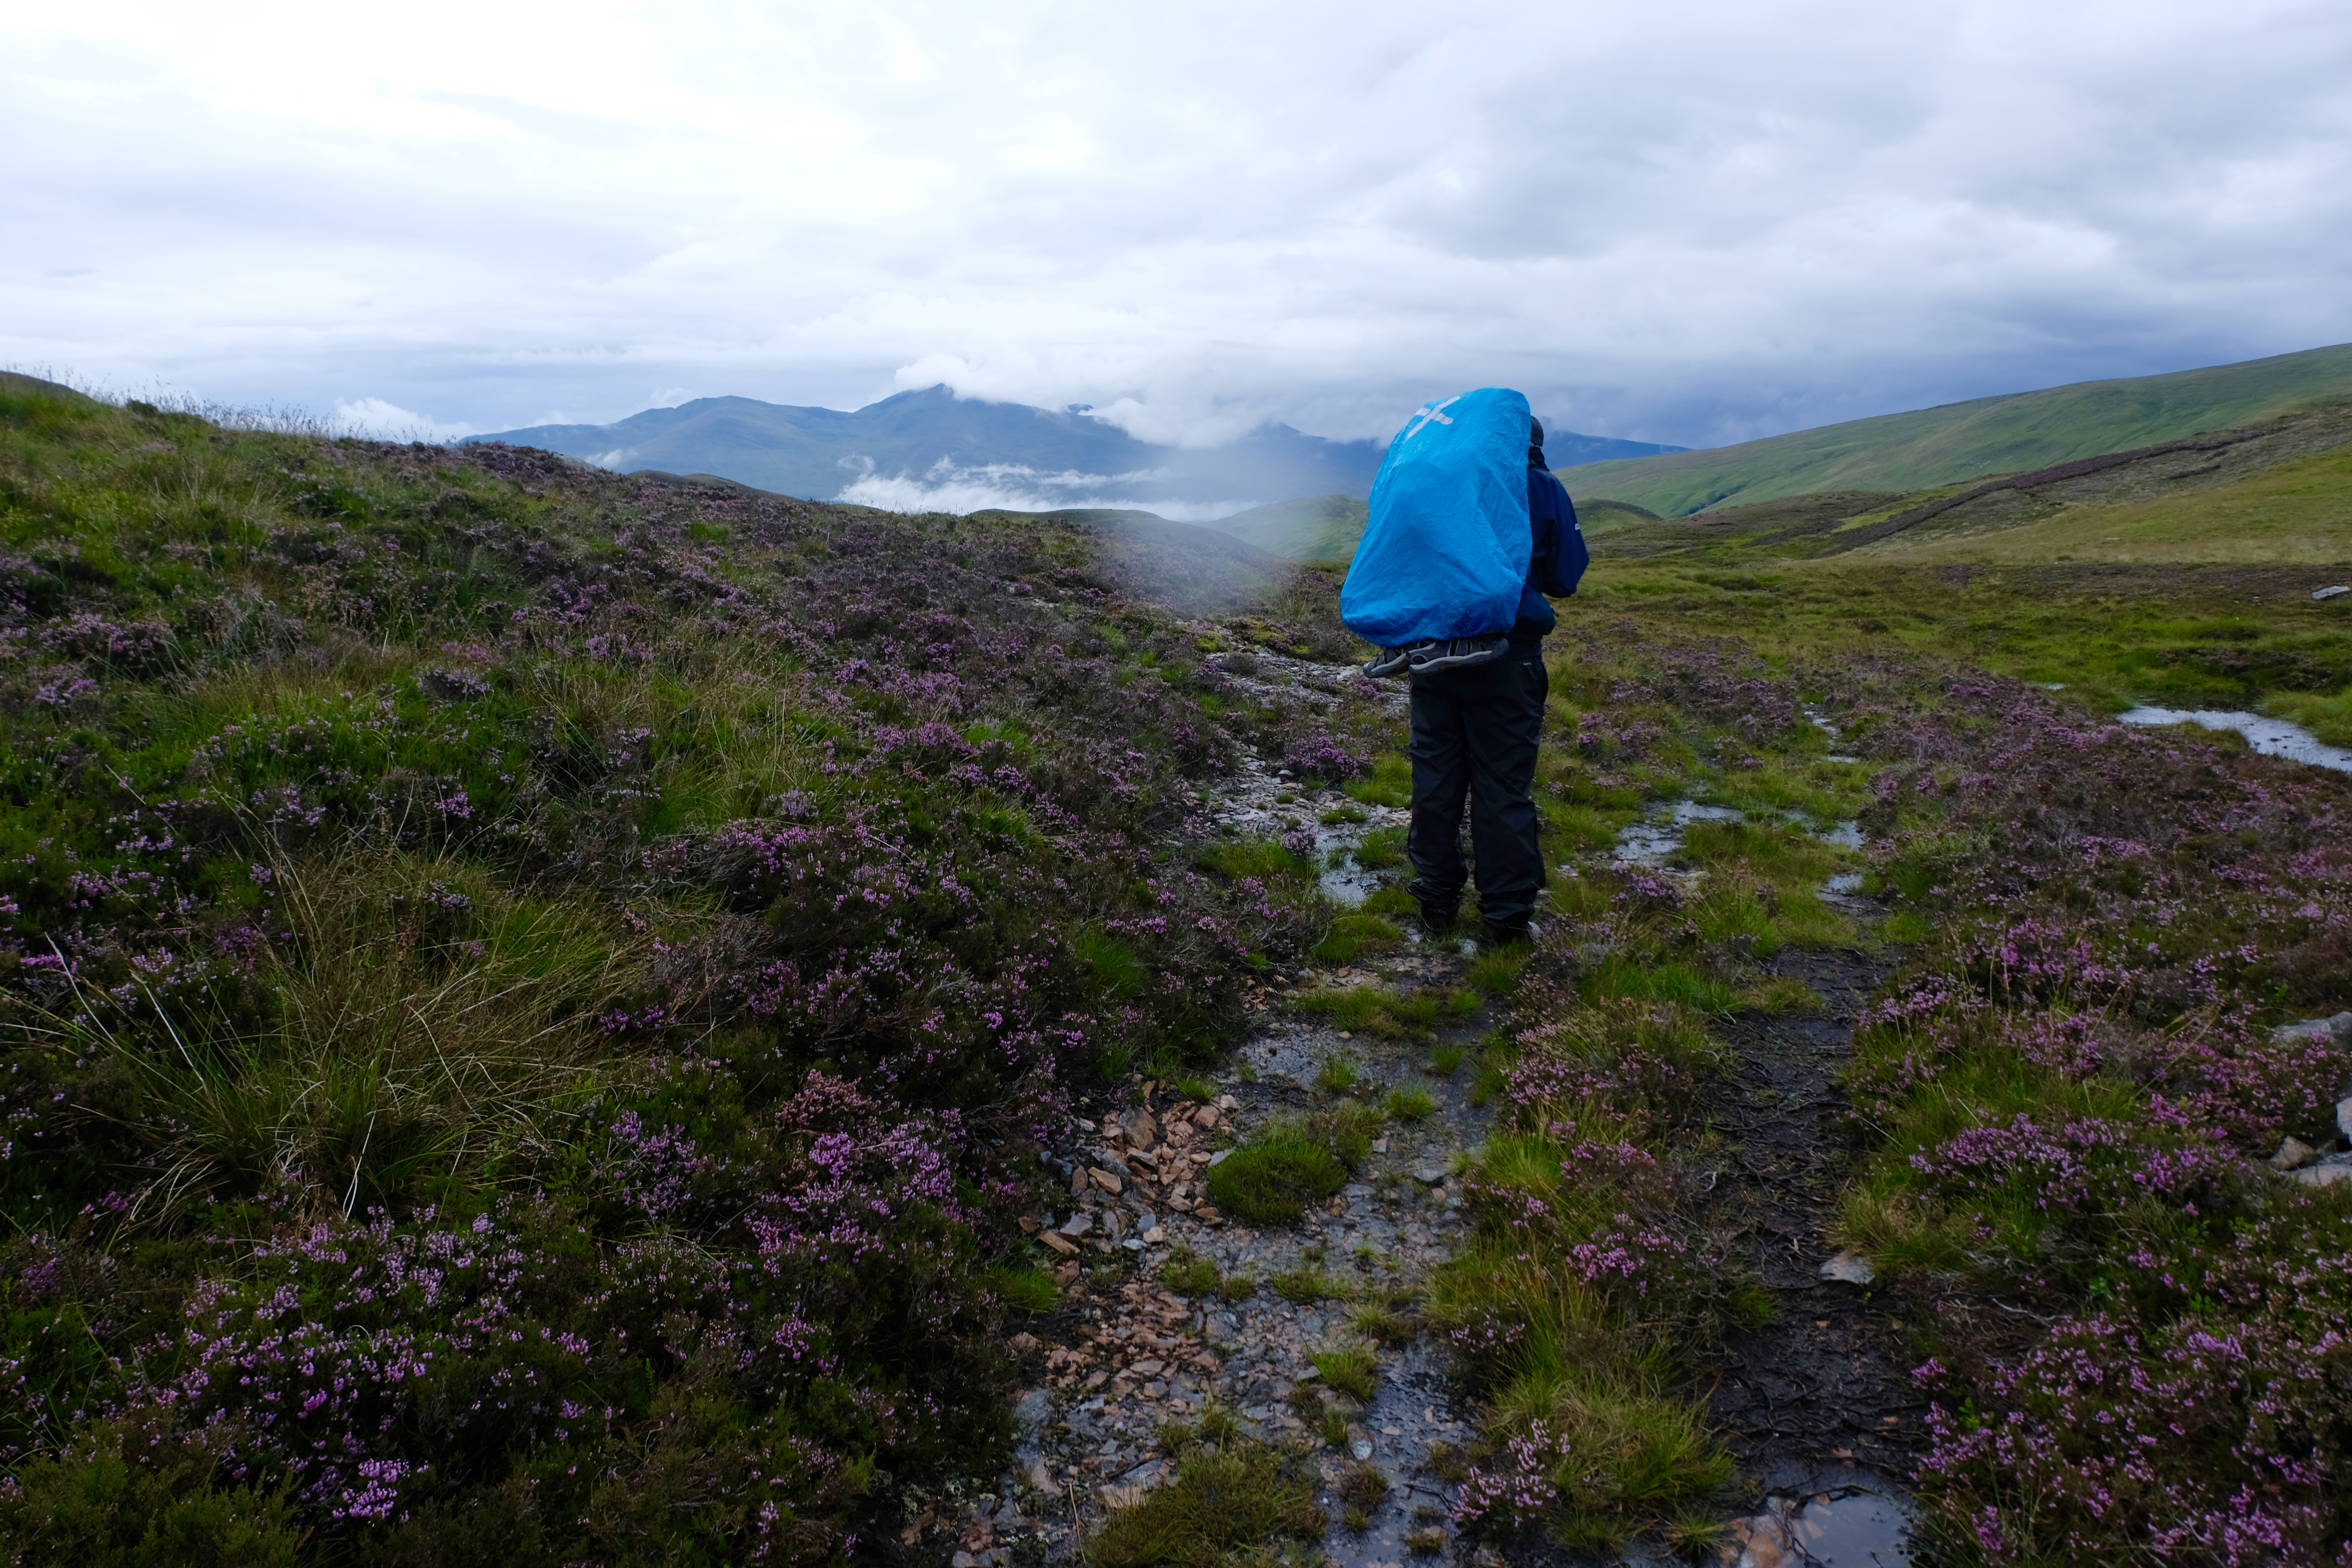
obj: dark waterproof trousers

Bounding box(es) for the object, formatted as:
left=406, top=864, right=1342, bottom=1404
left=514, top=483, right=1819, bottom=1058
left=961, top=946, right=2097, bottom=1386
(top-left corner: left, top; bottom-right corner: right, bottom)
left=1405, top=641, right=1548, bottom=928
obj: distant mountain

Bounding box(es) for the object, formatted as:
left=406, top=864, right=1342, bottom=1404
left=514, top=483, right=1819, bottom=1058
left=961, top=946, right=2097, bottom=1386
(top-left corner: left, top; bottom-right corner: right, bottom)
left=466, top=386, right=1684, bottom=511
left=1564, top=342, right=2352, bottom=517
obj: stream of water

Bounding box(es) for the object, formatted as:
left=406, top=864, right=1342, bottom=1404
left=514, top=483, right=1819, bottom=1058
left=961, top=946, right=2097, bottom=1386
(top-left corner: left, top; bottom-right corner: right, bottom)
left=2117, top=707, right=2352, bottom=773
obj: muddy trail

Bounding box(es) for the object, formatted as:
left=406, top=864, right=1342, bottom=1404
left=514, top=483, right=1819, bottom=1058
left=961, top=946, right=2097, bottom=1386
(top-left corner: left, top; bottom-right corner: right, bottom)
left=930, top=655, right=1927, bottom=1568
left=1700, top=936, right=1922, bottom=1567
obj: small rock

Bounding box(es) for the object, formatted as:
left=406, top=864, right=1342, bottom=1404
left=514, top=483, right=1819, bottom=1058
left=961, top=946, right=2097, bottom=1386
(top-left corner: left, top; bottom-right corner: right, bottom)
left=1060, top=1211, right=1094, bottom=1238
left=1216, top=1094, right=1239, bottom=1111
left=952, top=1552, right=977, bottom=1568
left=1142, top=1226, right=1166, bottom=1244
left=2315, top=585, right=2350, bottom=601
left=1122, top=1236, right=1145, bottom=1250
left=1350, top=1439, right=1374, bottom=1460
left=1208, top=1149, right=1233, bottom=1167
left=1026, top=1457, right=1055, bottom=1490
left=1013, top=1386, right=1051, bottom=1429
left=1091, top=1167, right=1124, bottom=1195
left=1412, top=1167, right=1447, bottom=1185
left=2269, top=1136, right=2317, bottom=1172
left=1193, top=1104, right=1221, bottom=1130
left=1039, top=1229, right=1080, bottom=1256
left=2291, top=1163, right=2352, bottom=1188
left=1007, top=1334, right=1042, bottom=1356
left=1820, top=1251, right=1877, bottom=1285
left=2339, top=1094, right=2352, bottom=1141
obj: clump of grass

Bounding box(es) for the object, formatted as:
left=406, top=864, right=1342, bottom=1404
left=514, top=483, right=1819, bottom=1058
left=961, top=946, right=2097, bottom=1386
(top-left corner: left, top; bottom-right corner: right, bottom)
left=1086, top=1436, right=1326, bottom=1568
left=1160, top=1245, right=1223, bottom=1298
left=1318, top=1099, right=1385, bottom=1166
left=1385, top=1085, right=1437, bottom=1121
left=1426, top=1043, right=1465, bottom=1076
left=1311, top=912, right=1403, bottom=963
left=1205, top=1122, right=1348, bottom=1224
left=1309, top=1342, right=1379, bottom=1404
left=1737, top=975, right=1823, bottom=1015
left=58, top=853, right=642, bottom=1222
left=1316, top=1055, right=1361, bottom=1096
left=1335, top=1461, right=1390, bottom=1531
left=1269, top=1265, right=1342, bottom=1304
left=1296, top=985, right=1477, bottom=1039
left=1463, top=944, right=1532, bottom=997
left=1197, top=837, right=1314, bottom=882
left=983, top=1262, right=1059, bottom=1312
left=1343, top=754, right=1412, bottom=809
left=1319, top=805, right=1369, bottom=826
left=1350, top=1298, right=1417, bottom=1347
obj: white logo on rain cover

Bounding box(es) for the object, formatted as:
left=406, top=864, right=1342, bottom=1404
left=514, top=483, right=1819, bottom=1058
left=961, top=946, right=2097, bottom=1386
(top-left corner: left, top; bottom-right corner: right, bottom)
left=1402, top=397, right=1460, bottom=440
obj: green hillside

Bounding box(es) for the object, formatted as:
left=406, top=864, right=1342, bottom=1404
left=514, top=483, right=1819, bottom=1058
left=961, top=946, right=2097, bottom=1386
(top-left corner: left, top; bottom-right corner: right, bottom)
left=1564, top=341, right=2352, bottom=517
left=1206, top=494, right=1367, bottom=560
left=1204, top=493, right=1658, bottom=563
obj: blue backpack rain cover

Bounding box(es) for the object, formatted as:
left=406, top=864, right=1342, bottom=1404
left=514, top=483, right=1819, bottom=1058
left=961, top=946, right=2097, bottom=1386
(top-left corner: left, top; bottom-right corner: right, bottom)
left=1340, top=387, right=1531, bottom=648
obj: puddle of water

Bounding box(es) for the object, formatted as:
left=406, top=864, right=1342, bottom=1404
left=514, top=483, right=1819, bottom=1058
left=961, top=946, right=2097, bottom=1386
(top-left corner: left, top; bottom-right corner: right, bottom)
left=2117, top=707, right=2352, bottom=773
left=1825, top=872, right=1864, bottom=894
left=1822, top=820, right=1864, bottom=849
left=1613, top=801, right=1742, bottom=867
left=1724, top=1486, right=1915, bottom=1568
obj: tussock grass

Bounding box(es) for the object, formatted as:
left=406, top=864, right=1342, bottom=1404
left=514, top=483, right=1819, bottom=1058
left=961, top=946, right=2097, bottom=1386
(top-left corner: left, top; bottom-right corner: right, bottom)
left=1308, top=1341, right=1378, bottom=1404
left=1205, top=1122, right=1349, bottom=1224
left=48, top=852, right=642, bottom=1222
left=1086, top=1436, right=1326, bottom=1568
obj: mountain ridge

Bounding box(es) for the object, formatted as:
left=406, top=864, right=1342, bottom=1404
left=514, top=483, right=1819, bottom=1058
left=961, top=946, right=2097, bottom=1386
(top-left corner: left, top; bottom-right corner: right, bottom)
left=467, top=385, right=1685, bottom=510
left=1564, top=341, right=2352, bottom=516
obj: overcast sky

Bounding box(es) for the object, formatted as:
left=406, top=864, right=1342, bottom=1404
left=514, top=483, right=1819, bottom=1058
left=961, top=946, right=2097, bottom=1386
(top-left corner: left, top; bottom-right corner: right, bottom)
left=5, top=0, right=2350, bottom=452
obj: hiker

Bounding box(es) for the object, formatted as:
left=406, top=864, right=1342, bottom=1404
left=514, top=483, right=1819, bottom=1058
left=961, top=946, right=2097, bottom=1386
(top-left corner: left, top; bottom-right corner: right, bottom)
left=1404, top=415, right=1587, bottom=943
left=1340, top=391, right=1589, bottom=944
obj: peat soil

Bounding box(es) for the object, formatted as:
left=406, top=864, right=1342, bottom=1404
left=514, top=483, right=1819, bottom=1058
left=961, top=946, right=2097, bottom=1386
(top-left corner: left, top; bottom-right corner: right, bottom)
left=1699, top=930, right=1927, bottom=1568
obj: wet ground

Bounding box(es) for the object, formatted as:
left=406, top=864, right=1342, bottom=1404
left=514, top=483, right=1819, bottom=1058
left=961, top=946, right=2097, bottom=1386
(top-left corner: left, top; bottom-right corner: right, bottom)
left=949, top=661, right=1922, bottom=1568
left=1698, top=943, right=1923, bottom=1566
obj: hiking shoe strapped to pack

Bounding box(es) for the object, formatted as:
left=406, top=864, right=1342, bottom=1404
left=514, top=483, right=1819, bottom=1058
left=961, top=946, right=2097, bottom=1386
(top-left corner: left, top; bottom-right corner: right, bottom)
left=1363, top=642, right=1426, bottom=679
left=1406, top=635, right=1506, bottom=674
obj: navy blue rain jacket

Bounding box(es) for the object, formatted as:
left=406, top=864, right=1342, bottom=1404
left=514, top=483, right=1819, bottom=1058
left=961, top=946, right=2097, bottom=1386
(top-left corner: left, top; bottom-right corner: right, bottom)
left=1510, top=466, right=1589, bottom=644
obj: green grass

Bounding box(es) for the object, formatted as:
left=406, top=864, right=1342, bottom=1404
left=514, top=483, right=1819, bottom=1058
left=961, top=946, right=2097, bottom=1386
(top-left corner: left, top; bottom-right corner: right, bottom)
left=1425, top=1043, right=1465, bottom=1076
left=1086, top=1437, right=1327, bottom=1567
left=1315, top=1055, right=1360, bottom=1095
left=1268, top=1266, right=1344, bottom=1305
left=1198, top=837, right=1315, bottom=882
left=1342, top=754, right=1412, bottom=809
left=1160, top=1244, right=1252, bottom=1301
left=982, top=1262, right=1060, bottom=1313
left=1565, top=340, right=2352, bottom=515
left=1311, top=911, right=1401, bottom=963
left=1384, top=1085, right=1437, bottom=1121
left=1294, top=984, right=1478, bottom=1039
left=1308, top=1342, right=1378, bottom=1404
left=1205, top=1122, right=1350, bottom=1224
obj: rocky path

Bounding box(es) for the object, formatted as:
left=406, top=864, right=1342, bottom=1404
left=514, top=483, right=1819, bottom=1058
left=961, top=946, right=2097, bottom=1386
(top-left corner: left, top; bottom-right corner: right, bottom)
left=940, top=659, right=1923, bottom=1568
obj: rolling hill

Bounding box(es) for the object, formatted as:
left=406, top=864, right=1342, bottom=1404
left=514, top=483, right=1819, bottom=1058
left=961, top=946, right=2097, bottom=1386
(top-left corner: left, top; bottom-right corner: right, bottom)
left=1584, top=399, right=2352, bottom=567
left=467, top=386, right=1683, bottom=511
left=1564, top=341, right=2352, bottom=517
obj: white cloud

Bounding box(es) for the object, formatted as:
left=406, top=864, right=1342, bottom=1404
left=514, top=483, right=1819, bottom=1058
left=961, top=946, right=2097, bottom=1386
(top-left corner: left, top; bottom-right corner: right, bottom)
left=3, top=0, right=2348, bottom=449
left=834, top=457, right=1254, bottom=521
left=331, top=397, right=479, bottom=441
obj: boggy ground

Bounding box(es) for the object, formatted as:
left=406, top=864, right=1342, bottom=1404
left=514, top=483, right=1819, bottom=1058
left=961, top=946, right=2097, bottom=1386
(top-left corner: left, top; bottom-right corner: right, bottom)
left=1702, top=943, right=1916, bottom=1483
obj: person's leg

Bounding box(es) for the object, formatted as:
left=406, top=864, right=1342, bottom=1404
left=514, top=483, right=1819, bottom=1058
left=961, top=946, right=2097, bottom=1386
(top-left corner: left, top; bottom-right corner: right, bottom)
left=1405, top=673, right=1472, bottom=928
left=1463, top=644, right=1548, bottom=935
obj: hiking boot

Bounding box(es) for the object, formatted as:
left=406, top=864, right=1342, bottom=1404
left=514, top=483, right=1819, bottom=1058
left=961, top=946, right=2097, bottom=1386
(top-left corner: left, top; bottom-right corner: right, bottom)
left=1478, top=918, right=1537, bottom=947
left=1363, top=642, right=1425, bottom=679
left=1406, top=636, right=1506, bottom=674
left=1418, top=900, right=1459, bottom=935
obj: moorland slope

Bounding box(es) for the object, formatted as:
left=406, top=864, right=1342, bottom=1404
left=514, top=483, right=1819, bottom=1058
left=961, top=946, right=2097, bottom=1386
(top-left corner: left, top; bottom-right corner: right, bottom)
left=1565, top=340, right=2352, bottom=516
